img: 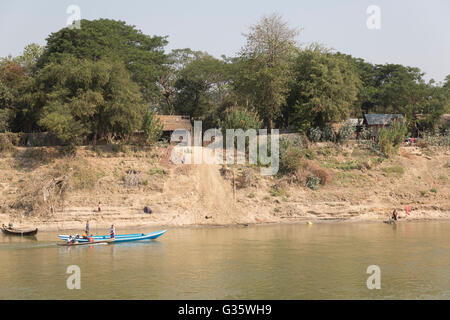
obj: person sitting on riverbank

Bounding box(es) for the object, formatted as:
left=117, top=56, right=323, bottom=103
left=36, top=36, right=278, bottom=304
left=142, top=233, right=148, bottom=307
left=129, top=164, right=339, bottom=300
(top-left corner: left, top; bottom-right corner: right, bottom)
left=392, top=209, right=398, bottom=221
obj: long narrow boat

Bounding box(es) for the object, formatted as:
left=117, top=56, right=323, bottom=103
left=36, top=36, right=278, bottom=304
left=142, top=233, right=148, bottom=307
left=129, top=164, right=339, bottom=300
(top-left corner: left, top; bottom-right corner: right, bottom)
left=57, top=229, right=167, bottom=243
left=57, top=239, right=114, bottom=246
left=1, top=224, right=38, bottom=236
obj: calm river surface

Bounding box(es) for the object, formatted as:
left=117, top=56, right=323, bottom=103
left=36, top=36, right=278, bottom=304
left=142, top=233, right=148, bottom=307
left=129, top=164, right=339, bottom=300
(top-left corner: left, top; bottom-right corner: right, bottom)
left=1, top=222, right=450, bottom=299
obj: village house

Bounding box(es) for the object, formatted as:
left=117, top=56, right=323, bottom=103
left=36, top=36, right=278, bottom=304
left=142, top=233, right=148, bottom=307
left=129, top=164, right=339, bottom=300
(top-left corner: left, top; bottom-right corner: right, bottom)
left=155, top=115, right=193, bottom=141
left=363, top=114, right=404, bottom=139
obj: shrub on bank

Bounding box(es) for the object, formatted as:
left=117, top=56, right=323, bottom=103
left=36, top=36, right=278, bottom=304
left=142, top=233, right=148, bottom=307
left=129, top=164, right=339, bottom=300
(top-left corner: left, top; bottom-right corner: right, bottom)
left=306, top=174, right=321, bottom=190
left=422, top=130, right=450, bottom=147
left=0, top=134, right=15, bottom=153
left=338, top=123, right=356, bottom=144
left=279, top=145, right=303, bottom=174
left=377, top=121, right=408, bottom=158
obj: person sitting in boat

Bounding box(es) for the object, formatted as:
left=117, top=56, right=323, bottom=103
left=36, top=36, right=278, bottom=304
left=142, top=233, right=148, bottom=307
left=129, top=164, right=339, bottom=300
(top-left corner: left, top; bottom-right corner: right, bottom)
left=82, top=231, right=88, bottom=239
left=67, top=235, right=74, bottom=244
left=110, top=225, right=115, bottom=239
left=89, top=234, right=94, bottom=243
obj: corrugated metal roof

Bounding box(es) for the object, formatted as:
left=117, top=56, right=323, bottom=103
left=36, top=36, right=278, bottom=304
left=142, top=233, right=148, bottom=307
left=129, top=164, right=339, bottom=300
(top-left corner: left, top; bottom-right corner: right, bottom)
left=364, top=114, right=404, bottom=126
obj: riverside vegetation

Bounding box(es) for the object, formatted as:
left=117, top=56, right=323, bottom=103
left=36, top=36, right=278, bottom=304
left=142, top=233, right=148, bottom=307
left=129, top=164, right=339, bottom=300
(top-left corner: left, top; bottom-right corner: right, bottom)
left=0, top=132, right=448, bottom=230
left=0, top=14, right=449, bottom=229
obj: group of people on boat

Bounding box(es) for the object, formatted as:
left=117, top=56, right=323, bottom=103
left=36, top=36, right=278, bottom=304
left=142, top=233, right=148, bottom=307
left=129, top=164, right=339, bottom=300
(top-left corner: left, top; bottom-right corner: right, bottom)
left=65, top=221, right=115, bottom=244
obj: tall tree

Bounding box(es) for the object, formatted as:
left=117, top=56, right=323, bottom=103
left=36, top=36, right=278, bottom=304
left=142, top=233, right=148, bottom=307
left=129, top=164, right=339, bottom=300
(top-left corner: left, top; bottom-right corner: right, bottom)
left=14, top=43, right=44, bottom=76
left=37, top=57, right=145, bottom=145
left=0, top=59, right=30, bottom=132
left=372, top=64, right=427, bottom=118
left=287, top=47, right=360, bottom=132
left=173, top=51, right=232, bottom=127
left=234, top=14, right=299, bottom=128
left=157, top=48, right=203, bottom=115
left=38, top=19, right=168, bottom=103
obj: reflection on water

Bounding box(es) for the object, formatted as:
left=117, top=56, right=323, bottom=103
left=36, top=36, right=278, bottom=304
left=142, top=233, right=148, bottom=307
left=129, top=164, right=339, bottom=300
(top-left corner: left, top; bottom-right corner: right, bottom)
left=1, top=222, right=450, bottom=299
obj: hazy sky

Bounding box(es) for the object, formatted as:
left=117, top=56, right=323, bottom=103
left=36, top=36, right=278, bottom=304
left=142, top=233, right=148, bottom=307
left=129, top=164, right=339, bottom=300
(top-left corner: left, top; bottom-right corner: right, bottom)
left=1, top=0, right=449, bottom=82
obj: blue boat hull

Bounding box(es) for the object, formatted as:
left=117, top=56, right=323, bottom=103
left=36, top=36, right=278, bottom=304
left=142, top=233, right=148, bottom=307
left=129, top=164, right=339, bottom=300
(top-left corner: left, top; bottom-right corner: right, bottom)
left=58, top=230, right=167, bottom=243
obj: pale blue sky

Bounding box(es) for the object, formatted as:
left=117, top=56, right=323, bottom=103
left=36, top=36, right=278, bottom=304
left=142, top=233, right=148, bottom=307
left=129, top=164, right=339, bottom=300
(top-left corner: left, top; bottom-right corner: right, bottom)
left=1, top=0, right=449, bottom=82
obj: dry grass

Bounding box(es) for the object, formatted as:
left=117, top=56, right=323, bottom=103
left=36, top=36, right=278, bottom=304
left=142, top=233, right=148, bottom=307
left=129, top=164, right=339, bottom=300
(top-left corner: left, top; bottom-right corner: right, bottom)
left=401, top=152, right=416, bottom=160
left=298, top=160, right=332, bottom=186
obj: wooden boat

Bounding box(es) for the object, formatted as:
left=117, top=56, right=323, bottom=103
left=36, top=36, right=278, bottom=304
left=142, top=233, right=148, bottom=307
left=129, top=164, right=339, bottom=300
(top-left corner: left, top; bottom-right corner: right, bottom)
left=57, top=229, right=167, bottom=243
left=1, top=224, right=38, bottom=236
left=57, top=239, right=114, bottom=246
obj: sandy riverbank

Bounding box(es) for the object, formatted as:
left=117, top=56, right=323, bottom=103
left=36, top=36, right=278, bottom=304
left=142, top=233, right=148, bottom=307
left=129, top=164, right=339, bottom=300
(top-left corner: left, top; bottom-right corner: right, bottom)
left=1, top=205, right=449, bottom=232
left=1, top=144, right=448, bottom=232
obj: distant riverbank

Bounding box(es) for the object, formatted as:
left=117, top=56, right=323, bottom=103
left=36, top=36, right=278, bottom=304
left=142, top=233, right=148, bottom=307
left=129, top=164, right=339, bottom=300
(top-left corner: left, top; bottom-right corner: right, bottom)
left=2, top=207, right=449, bottom=232
left=1, top=144, right=448, bottom=232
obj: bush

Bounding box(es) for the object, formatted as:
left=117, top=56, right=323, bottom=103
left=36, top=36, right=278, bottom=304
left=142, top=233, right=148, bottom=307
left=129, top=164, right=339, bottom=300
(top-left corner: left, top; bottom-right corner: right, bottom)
left=0, top=109, right=11, bottom=132
left=311, top=167, right=332, bottom=185
left=142, top=110, right=163, bottom=145
left=338, top=123, right=355, bottom=144
left=308, top=127, right=322, bottom=143
left=306, top=174, right=321, bottom=190
left=219, top=107, right=262, bottom=131
left=0, top=133, right=15, bottom=153
left=377, top=121, right=408, bottom=157
left=321, top=126, right=336, bottom=142
left=111, top=144, right=127, bottom=153
left=279, top=145, right=303, bottom=174
left=422, top=130, right=450, bottom=147
left=270, top=187, right=290, bottom=198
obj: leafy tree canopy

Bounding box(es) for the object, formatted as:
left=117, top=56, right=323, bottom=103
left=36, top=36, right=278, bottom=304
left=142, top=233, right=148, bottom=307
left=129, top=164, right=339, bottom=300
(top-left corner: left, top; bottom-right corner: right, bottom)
left=234, top=13, right=299, bottom=128
left=287, top=47, right=360, bottom=132
left=37, top=56, right=145, bottom=145
left=38, top=19, right=168, bottom=102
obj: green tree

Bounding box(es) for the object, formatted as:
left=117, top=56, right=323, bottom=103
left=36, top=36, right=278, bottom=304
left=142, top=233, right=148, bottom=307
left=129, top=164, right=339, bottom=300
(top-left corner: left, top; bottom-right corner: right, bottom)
left=287, top=47, right=360, bottom=132
left=0, top=60, right=31, bottom=132
left=15, top=43, right=44, bottom=76
left=37, top=57, right=145, bottom=145
left=0, top=80, right=13, bottom=131
left=173, top=51, right=232, bottom=126
left=157, top=48, right=204, bottom=114
left=38, top=19, right=168, bottom=103
left=373, top=64, right=427, bottom=118
left=234, top=14, right=299, bottom=128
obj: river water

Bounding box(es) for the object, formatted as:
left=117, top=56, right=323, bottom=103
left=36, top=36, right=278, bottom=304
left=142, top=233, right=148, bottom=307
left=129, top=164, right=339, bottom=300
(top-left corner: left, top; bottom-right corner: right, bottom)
left=1, top=222, right=450, bottom=300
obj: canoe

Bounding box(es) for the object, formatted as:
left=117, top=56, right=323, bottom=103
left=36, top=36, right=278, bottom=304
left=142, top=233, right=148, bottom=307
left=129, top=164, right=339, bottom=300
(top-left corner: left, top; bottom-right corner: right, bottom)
left=58, top=229, right=167, bottom=243
left=1, top=224, right=38, bottom=236
left=57, top=239, right=114, bottom=246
